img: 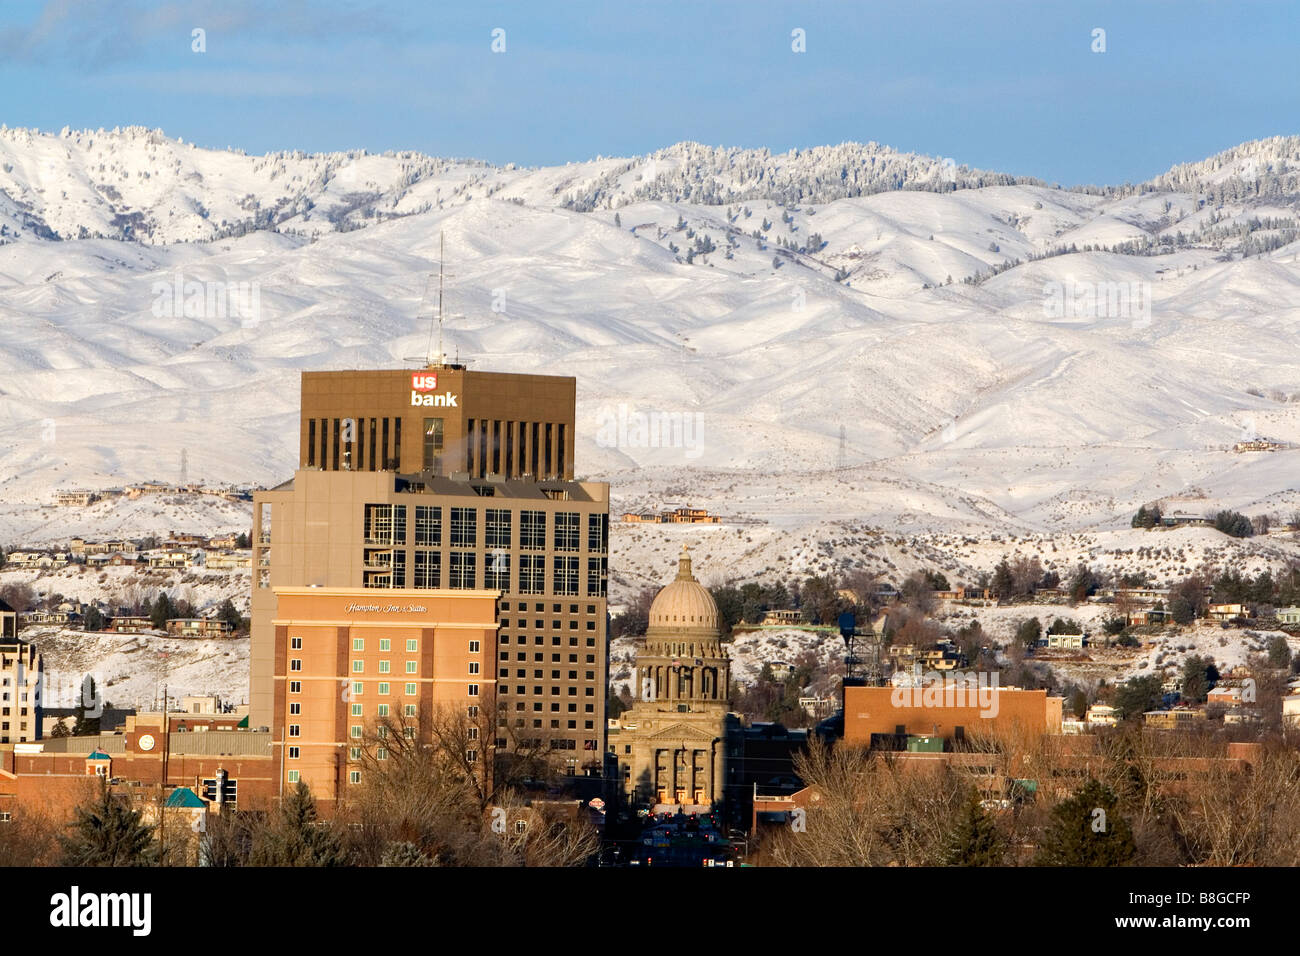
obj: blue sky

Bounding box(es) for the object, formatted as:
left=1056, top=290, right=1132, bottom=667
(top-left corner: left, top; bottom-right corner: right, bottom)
left=1, top=0, right=1297, bottom=185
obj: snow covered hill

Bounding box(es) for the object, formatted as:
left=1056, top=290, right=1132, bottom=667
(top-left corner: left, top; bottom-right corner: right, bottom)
left=1, top=126, right=1299, bottom=548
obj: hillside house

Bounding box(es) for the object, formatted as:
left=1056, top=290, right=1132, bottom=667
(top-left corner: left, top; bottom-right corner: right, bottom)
left=165, top=618, right=234, bottom=639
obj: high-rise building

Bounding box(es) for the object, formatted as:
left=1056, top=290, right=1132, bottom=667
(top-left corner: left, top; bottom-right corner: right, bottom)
left=0, top=603, right=42, bottom=744
left=250, top=365, right=610, bottom=798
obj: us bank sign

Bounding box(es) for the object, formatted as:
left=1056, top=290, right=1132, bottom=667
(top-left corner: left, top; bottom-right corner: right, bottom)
left=410, top=372, right=458, bottom=407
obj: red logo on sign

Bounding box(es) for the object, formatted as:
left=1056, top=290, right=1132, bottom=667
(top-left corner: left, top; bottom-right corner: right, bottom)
left=411, top=373, right=438, bottom=391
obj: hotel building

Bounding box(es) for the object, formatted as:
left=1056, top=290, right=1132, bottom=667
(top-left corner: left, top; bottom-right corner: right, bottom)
left=250, top=365, right=611, bottom=800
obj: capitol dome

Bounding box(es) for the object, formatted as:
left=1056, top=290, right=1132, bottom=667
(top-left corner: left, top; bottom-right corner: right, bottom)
left=647, top=547, right=719, bottom=635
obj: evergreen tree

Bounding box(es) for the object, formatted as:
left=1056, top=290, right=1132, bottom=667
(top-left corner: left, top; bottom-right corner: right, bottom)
left=250, top=781, right=350, bottom=866
left=72, top=675, right=102, bottom=735
left=991, top=557, right=1015, bottom=600
left=941, top=790, right=1005, bottom=865
left=1268, top=635, right=1292, bottom=669
left=149, top=592, right=174, bottom=630
left=1114, top=674, right=1164, bottom=718
left=1035, top=778, right=1136, bottom=866
left=82, top=606, right=105, bottom=631
left=218, top=598, right=243, bottom=631
left=58, top=779, right=157, bottom=866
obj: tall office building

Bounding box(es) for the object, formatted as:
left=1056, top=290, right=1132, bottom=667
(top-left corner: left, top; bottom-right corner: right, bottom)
left=251, top=365, right=611, bottom=799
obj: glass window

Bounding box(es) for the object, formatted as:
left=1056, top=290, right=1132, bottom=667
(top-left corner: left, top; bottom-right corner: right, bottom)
left=554, top=512, right=579, bottom=552
left=520, top=510, right=545, bottom=549
left=378, top=682, right=389, bottom=695
left=587, top=513, right=608, bottom=552
left=519, top=554, right=544, bottom=594
left=352, top=637, right=364, bottom=651
left=414, top=550, right=441, bottom=588
left=378, top=661, right=391, bottom=674
left=587, top=557, right=607, bottom=597
left=486, top=550, right=510, bottom=591
left=405, top=683, right=417, bottom=695
left=553, top=556, right=579, bottom=596
left=351, top=703, right=362, bottom=716
left=415, top=505, right=441, bottom=546
left=451, top=507, right=477, bottom=547
left=486, top=508, right=512, bottom=549
left=450, top=551, right=477, bottom=589
left=422, top=418, right=444, bottom=472
left=379, top=638, right=390, bottom=651
left=406, top=639, right=418, bottom=652
left=406, top=661, right=417, bottom=674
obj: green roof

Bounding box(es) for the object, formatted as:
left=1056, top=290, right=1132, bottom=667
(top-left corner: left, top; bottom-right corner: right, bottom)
left=165, top=788, right=205, bottom=808
left=237, top=714, right=249, bottom=728
left=86, top=749, right=111, bottom=760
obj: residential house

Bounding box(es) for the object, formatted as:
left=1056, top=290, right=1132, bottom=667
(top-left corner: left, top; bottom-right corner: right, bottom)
left=166, top=618, right=234, bottom=639
left=1208, top=603, right=1250, bottom=622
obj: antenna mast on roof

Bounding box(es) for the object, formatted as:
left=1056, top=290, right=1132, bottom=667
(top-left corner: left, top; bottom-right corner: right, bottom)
left=424, top=232, right=449, bottom=367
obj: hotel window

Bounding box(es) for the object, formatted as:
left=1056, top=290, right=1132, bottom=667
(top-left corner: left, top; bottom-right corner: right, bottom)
left=378, top=682, right=390, bottom=695
left=378, top=661, right=391, bottom=674
left=466, top=749, right=478, bottom=763
left=290, top=681, right=301, bottom=694
left=351, top=703, right=363, bottom=716
left=288, top=747, right=300, bottom=759
left=352, top=660, right=364, bottom=673
left=587, top=513, right=607, bottom=552
left=485, top=550, right=510, bottom=591
left=291, top=636, right=303, bottom=650
left=289, top=702, right=301, bottom=716
left=468, top=684, right=480, bottom=697
left=415, top=505, right=442, bottom=545
left=350, top=747, right=361, bottom=760
left=378, top=704, right=390, bottom=717
left=307, top=420, right=317, bottom=467
left=469, top=662, right=480, bottom=675
left=392, top=548, right=406, bottom=588
left=288, top=724, right=300, bottom=737
left=364, top=503, right=394, bottom=544
left=290, top=659, right=302, bottom=672
left=544, top=423, right=553, bottom=477
left=350, top=726, right=362, bottom=739
left=407, top=639, right=418, bottom=652
left=554, top=512, right=579, bottom=552
left=519, top=555, right=544, bottom=594
left=353, top=682, right=363, bottom=697
left=587, top=557, right=607, bottom=597
left=352, top=637, right=364, bottom=651
left=469, top=640, right=480, bottom=653
left=287, top=770, right=300, bottom=784
left=450, top=552, right=477, bottom=589
left=379, top=638, right=390, bottom=652
left=468, top=726, right=479, bottom=740
left=485, top=508, right=512, bottom=549
left=404, top=704, right=417, bottom=717
left=468, top=705, right=479, bottom=718
left=414, top=550, right=441, bottom=588
left=377, top=725, right=389, bottom=739
left=422, top=417, right=444, bottom=472
left=404, top=727, right=415, bottom=739
left=377, top=747, right=389, bottom=761
left=520, top=510, right=545, bottom=549
left=553, top=556, right=579, bottom=596
left=405, top=683, right=417, bottom=695
left=451, top=507, right=477, bottom=547
left=349, top=771, right=361, bottom=785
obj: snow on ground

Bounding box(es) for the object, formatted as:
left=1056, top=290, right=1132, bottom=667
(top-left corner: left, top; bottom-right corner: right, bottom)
left=24, top=625, right=249, bottom=712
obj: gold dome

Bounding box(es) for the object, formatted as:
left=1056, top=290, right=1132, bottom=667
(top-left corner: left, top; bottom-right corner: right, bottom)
left=647, top=547, right=718, bottom=634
